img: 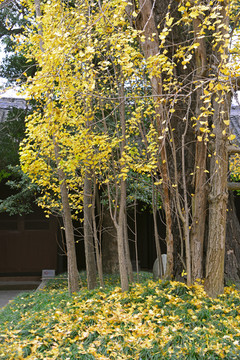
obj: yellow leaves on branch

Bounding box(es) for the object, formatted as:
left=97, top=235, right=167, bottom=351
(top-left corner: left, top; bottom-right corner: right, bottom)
left=230, top=152, right=240, bottom=181
left=19, top=0, right=144, bottom=212
left=17, top=0, right=240, bottom=214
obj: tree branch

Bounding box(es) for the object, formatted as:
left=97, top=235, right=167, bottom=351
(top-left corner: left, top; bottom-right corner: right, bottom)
left=228, top=145, right=240, bottom=155
left=228, top=182, right=240, bottom=191
left=0, top=0, right=16, bottom=9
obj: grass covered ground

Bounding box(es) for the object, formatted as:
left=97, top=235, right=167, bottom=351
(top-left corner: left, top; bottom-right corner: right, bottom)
left=0, top=273, right=240, bottom=359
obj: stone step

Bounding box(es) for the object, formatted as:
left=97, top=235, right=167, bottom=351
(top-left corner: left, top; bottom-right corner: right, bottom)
left=0, top=281, right=40, bottom=290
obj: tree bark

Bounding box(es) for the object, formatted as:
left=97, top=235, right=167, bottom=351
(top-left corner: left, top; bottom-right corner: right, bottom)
left=54, top=141, right=79, bottom=294
left=190, top=12, right=208, bottom=282
left=152, top=178, right=163, bottom=277
left=204, top=1, right=230, bottom=297
left=124, top=209, right=134, bottom=282
left=134, top=197, right=140, bottom=282
left=83, top=172, right=97, bottom=290
left=33, top=0, right=79, bottom=293
left=116, top=179, right=129, bottom=291
left=205, top=94, right=229, bottom=297
left=102, top=207, right=119, bottom=273
left=136, top=0, right=174, bottom=279
left=191, top=141, right=207, bottom=281
left=228, top=182, right=240, bottom=191
left=115, top=76, right=129, bottom=291
left=225, top=192, right=240, bottom=284
left=92, top=181, right=104, bottom=287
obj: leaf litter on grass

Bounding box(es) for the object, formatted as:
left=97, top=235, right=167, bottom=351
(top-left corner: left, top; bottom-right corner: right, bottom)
left=0, top=273, right=240, bottom=359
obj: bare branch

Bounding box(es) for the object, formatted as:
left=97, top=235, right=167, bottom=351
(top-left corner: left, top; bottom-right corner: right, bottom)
left=228, top=182, right=240, bottom=191
left=0, top=0, right=16, bottom=9
left=228, top=145, right=240, bottom=155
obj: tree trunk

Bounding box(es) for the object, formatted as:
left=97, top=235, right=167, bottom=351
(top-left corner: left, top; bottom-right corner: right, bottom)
left=54, top=141, right=79, bottom=294
left=83, top=172, right=97, bottom=290
left=119, top=76, right=133, bottom=283
left=190, top=13, right=208, bottom=282
left=134, top=198, right=140, bottom=282
left=124, top=210, right=134, bottom=282
left=152, top=178, right=163, bottom=277
left=204, top=96, right=229, bottom=297
left=102, top=207, right=119, bottom=273
left=225, top=192, right=240, bottom=284
left=34, top=0, right=79, bottom=294
left=115, top=76, right=130, bottom=292
left=92, top=181, right=104, bottom=287
left=191, top=141, right=207, bottom=281
left=205, top=151, right=228, bottom=297
left=181, top=120, right=192, bottom=286
left=136, top=0, right=174, bottom=279
left=204, top=1, right=230, bottom=297
left=117, top=179, right=129, bottom=291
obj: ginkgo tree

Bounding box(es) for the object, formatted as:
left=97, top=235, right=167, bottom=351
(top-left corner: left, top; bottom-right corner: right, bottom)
left=133, top=0, right=240, bottom=297
left=12, top=0, right=240, bottom=296
left=19, top=0, right=149, bottom=292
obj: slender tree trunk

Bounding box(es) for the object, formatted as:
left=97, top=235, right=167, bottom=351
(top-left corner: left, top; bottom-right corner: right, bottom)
left=54, top=141, right=79, bottom=294
left=225, top=192, right=240, bottom=283
left=152, top=178, right=163, bottom=277
left=191, top=141, right=207, bottom=281
left=113, top=76, right=130, bottom=292
left=136, top=0, right=174, bottom=279
left=134, top=197, right=140, bottom=282
left=190, top=12, right=208, bottom=282
left=34, top=0, right=44, bottom=51
left=83, top=172, right=97, bottom=290
left=181, top=122, right=192, bottom=286
left=33, top=0, right=79, bottom=293
left=119, top=75, right=133, bottom=282
left=124, top=199, right=134, bottom=282
left=92, top=181, right=104, bottom=287
left=106, top=177, right=129, bottom=291
left=117, top=179, right=129, bottom=291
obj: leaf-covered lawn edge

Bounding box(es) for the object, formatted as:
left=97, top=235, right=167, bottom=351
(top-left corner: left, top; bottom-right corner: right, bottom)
left=0, top=274, right=240, bottom=359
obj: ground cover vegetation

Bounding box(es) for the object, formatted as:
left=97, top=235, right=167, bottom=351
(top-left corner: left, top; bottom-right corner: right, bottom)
left=1, top=0, right=240, bottom=297
left=1, top=274, right=240, bottom=359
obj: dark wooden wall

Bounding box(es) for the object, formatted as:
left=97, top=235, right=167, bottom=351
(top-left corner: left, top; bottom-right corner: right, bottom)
left=0, top=212, right=58, bottom=276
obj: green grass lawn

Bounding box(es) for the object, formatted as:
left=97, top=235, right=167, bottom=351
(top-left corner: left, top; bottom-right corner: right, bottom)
left=0, top=273, right=240, bottom=359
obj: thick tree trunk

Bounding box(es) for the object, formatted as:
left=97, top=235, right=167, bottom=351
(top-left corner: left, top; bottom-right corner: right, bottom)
left=191, top=13, right=208, bottom=282
left=102, top=208, right=119, bottom=273
left=54, top=142, right=79, bottom=294
left=83, top=173, right=97, bottom=290
left=204, top=95, right=229, bottom=297
left=204, top=1, right=230, bottom=297
left=205, top=158, right=228, bottom=297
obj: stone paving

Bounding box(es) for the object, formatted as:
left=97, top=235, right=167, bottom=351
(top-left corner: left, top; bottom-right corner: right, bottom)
left=0, top=290, right=29, bottom=309
left=0, top=281, right=41, bottom=309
